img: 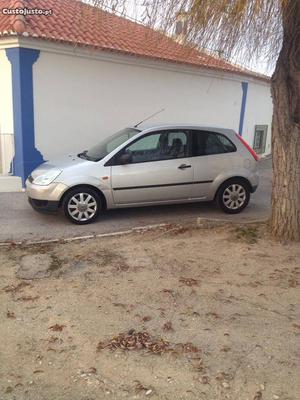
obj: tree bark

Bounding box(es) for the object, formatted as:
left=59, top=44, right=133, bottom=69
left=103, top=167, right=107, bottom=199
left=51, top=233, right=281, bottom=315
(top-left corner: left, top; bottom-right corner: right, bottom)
left=270, top=0, right=300, bottom=241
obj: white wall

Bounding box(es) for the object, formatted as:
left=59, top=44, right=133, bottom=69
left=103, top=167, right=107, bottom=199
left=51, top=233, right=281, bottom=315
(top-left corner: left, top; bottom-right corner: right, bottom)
left=32, top=48, right=272, bottom=160
left=0, top=50, right=14, bottom=174
left=243, top=82, right=273, bottom=155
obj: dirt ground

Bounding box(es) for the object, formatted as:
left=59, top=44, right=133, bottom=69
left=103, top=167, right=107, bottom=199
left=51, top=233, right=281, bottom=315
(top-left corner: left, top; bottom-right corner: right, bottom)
left=0, top=223, right=299, bottom=400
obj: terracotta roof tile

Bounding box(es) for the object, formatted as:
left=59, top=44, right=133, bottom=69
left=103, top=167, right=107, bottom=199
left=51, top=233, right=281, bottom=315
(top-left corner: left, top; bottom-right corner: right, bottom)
left=0, top=0, right=269, bottom=81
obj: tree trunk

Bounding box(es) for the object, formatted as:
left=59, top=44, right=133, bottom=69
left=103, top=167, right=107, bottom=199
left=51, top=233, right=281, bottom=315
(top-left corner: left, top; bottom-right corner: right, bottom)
left=270, top=0, right=300, bottom=241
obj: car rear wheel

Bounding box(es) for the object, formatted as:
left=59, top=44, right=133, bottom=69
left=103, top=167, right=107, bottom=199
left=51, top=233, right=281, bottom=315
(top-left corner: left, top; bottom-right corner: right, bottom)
left=62, top=187, right=101, bottom=224
left=216, top=179, right=250, bottom=214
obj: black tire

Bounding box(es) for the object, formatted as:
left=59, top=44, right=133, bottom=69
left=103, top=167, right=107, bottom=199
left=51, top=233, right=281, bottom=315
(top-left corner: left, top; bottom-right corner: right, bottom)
left=62, top=186, right=101, bottom=224
left=216, top=179, right=250, bottom=214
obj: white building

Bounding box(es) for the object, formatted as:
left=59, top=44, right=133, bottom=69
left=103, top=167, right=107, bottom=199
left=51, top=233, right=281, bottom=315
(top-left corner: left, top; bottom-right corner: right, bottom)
left=0, top=0, right=272, bottom=191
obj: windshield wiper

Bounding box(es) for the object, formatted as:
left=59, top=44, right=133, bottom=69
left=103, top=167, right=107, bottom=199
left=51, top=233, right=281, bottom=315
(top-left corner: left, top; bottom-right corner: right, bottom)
left=77, top=150, right=87, bottom=159
left=77, top=151, right=97, bottom=162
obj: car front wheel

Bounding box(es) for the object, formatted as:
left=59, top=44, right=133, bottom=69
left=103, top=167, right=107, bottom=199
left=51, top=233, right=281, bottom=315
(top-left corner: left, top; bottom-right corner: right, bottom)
left=62, top=187, right=101, bottom=224
left=216, top=179, right=250, bottom=214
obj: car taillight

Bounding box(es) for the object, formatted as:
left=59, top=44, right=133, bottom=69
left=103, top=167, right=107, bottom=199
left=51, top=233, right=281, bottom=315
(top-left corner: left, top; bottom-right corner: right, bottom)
left=236, top=134, right=259, bottom=161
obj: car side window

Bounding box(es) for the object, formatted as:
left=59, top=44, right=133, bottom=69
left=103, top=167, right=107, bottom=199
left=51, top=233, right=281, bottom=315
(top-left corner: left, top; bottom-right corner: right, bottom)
left=193, top=131, right=236, bottom=156
left=127, top=133, right=160, bottom=153
left=115, top=130, right=190, bottom=164
left=168, top=131, right=187, bottom=146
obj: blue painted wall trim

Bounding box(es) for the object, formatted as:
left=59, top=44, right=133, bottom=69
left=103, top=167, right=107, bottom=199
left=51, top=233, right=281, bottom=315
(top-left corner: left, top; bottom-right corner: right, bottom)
left=238, top=81, right=248, bottom=136
left=6, top=47, right=44, bottom=186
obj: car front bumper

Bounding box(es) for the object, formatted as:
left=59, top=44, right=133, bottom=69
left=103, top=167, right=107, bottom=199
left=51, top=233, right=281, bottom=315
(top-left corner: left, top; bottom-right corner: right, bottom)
left=26, top=179, right=68, bottom=212
left=28, top=197, right=60, bottom=213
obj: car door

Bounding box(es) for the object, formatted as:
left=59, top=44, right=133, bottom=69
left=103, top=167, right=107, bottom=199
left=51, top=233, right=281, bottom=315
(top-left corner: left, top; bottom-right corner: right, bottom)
left=110, top=130, right=194, bottom=205
left=191, top=130, right=238, bottom=199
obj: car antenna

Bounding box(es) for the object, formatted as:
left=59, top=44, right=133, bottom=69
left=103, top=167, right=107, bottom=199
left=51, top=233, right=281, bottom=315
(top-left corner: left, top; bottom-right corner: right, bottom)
left=134, top=108, right=165, bottom=128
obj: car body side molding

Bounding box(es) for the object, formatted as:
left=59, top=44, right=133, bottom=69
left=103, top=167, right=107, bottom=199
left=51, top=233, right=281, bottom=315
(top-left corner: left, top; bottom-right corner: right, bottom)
left=113, top=180, right=214, bottom=191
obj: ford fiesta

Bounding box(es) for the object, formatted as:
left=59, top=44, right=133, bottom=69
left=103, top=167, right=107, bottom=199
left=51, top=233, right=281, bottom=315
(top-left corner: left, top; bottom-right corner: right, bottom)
left=26, top=125, right=259, bottom=224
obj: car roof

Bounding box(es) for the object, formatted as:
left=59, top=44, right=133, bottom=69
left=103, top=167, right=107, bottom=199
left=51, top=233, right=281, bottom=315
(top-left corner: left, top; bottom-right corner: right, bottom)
left=131, top=124, right=236, bottom=136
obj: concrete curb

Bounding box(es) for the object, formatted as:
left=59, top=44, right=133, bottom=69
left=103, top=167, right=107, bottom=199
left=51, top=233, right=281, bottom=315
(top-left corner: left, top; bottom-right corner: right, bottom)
left=0, top=223, right=169, bottom=248
left=0, top=218, right=269, bottom=248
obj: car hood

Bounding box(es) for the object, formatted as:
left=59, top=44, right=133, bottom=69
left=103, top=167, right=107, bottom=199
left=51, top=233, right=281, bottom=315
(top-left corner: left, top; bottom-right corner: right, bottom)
left=30, top=155, right=91, bottom=178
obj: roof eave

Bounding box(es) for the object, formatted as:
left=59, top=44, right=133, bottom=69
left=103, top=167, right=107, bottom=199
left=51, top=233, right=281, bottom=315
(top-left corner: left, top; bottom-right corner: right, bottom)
left=0, top=33, right=271, bottom=83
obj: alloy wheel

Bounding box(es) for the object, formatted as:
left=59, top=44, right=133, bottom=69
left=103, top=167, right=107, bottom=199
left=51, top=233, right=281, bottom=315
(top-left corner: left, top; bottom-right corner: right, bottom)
left=67, top=192, right=98, bottom=222
left=222, top=184, right=247, bottom=210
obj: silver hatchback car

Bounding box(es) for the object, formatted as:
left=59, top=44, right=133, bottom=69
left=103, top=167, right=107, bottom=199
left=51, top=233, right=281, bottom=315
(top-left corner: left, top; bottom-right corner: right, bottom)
left=26, top=125, right=259, bottom=224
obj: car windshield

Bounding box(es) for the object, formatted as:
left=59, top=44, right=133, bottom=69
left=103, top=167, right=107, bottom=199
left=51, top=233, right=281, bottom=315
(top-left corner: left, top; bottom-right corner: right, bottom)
left=78, top=128, right=140, bottom=161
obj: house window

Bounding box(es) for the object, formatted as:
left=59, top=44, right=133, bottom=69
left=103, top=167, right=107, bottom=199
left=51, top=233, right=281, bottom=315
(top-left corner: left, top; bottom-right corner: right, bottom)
left=253, top=125, right=268, bottom=154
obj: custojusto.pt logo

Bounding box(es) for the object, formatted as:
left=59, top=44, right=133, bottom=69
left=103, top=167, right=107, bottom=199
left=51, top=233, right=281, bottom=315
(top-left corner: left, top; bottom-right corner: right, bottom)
left=1, top=7, right=53, bottom=16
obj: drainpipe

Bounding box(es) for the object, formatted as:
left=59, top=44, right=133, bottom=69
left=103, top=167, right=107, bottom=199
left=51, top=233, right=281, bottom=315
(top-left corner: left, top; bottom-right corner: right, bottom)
left=238, top=81, right=249, bottom=136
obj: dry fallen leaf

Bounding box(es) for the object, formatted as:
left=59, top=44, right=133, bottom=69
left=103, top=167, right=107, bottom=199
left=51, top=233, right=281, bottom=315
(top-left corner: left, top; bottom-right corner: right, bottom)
left=97, top=329, right=201, bottom=357
left=200, top=375, right=209, bottom=384
left=16, top=296, right=39, bottom=302
left=142, top=316, right=152, bottom=322
left=49, top=324, right=66, bottom=332
left=175, top=342, right=201, bottom=353
left=47, top=336, right=63, bottom=344
left=6, top=310, right=16, bottom=319
left=206, top=312, right=220, bottom=319
left=162, top=289, right=176, bottom=297
left=288, top=279, right=298, bottom=288
left=254, top=391, right=263, bottom=400
left=133, top=380, right=155, bottom=396
left=3, top=282, right=31, bottom=293
left=221, top=346, right=231, bottom=352
left=163, top=321, right=174, bottom=332
left=179, top=277, right=199, bottom=287
left=112, top=303, right=127, bottom=308
left=215, top=371, right=231, bottom=382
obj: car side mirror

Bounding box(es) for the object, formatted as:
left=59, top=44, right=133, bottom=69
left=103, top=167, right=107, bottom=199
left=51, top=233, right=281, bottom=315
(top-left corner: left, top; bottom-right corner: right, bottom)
left=119, top=153, right=132, bottom=165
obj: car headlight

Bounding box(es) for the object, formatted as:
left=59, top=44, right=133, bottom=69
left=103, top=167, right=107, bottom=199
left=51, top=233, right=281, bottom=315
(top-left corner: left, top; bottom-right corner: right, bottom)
left=33, top=169, right=62, bottom=186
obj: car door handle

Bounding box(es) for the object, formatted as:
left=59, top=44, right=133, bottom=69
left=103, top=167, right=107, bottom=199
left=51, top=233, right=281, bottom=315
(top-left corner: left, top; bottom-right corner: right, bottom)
left=178, top=164, right=191, bottom=170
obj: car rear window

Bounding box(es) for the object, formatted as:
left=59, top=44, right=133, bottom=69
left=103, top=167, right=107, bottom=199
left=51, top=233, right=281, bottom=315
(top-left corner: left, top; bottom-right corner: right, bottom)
left=193, top=131, right=236, bottom=156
